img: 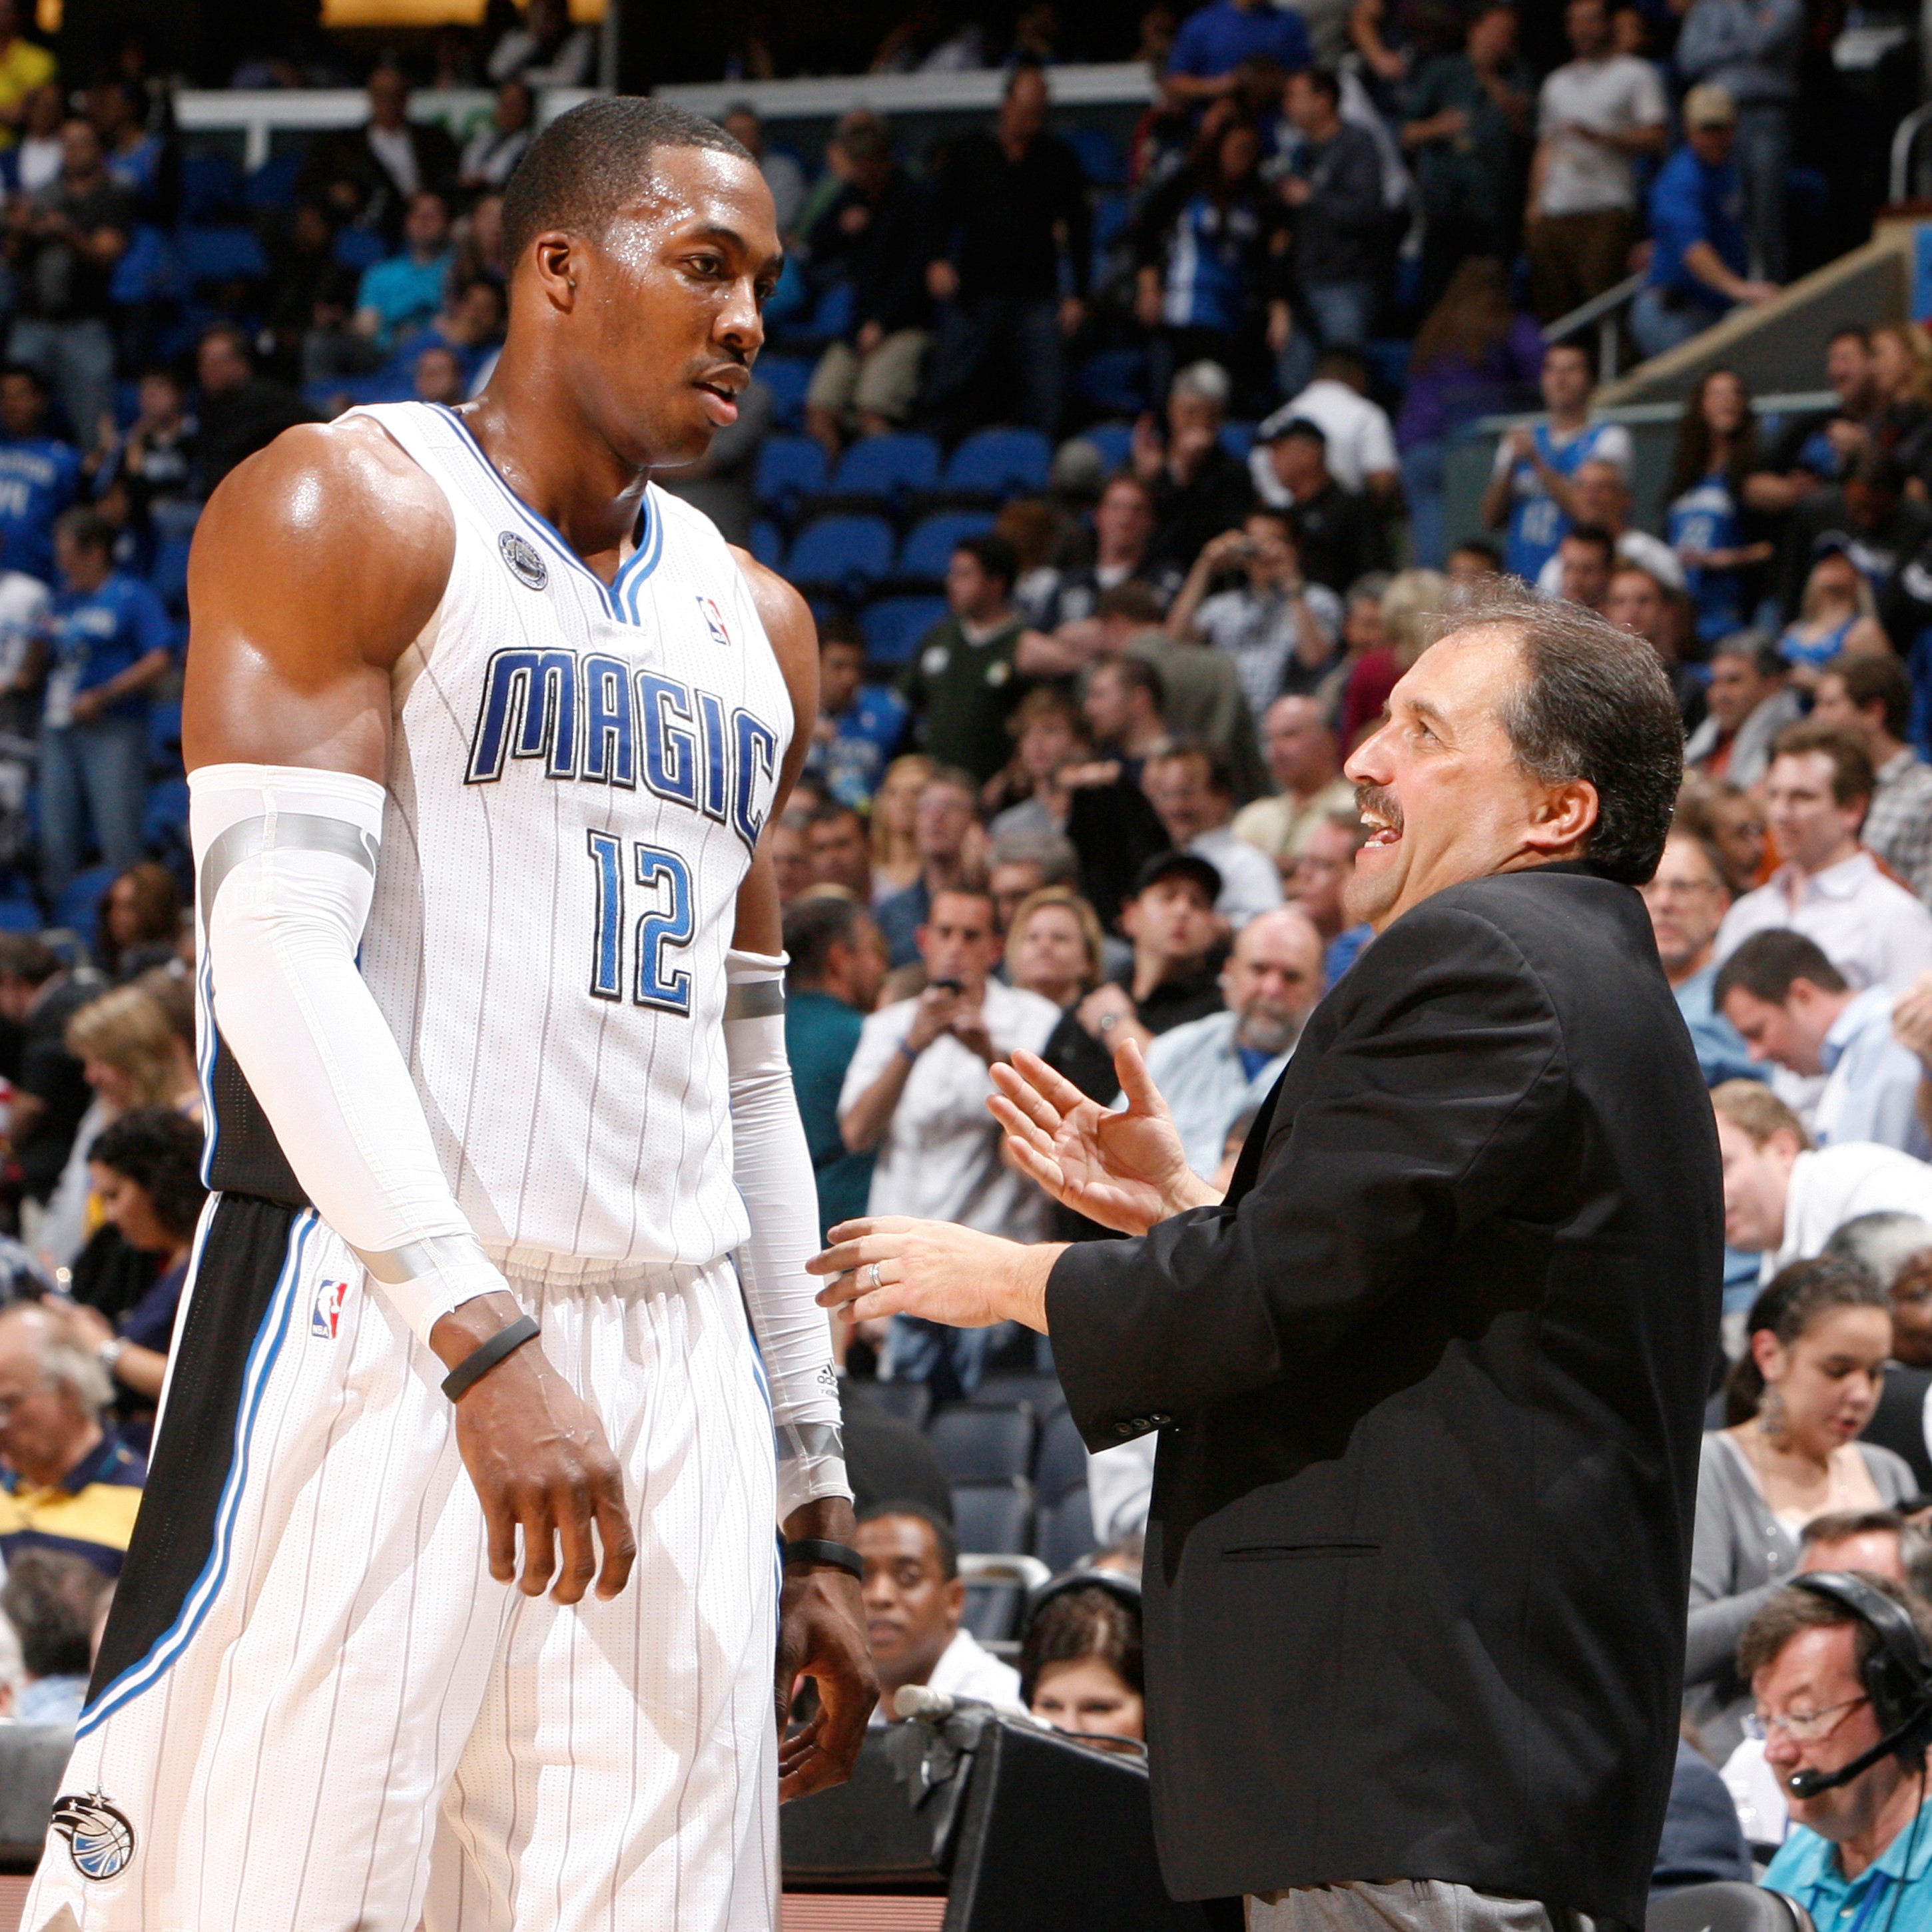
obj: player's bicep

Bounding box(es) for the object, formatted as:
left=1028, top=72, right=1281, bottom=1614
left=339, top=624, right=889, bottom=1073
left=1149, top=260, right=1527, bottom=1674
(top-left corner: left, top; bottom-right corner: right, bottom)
left=730, top=545, right=819, bottom=812
left=182, top=422, right=454, bottom=781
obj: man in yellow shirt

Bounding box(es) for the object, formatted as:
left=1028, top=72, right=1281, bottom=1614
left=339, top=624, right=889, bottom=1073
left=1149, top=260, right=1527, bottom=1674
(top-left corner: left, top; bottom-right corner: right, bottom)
left=0, top=1, right=53, bottom=144
left=0, top=1302, right=143, bottom=1578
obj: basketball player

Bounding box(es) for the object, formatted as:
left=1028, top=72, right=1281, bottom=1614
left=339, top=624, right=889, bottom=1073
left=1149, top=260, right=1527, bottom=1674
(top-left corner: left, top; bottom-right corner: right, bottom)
left=25, top=100, right=874, bottom=1932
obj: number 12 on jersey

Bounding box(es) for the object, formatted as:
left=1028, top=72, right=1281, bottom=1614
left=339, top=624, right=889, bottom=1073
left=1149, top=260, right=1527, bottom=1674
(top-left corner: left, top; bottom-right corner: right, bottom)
left=587, top=830, right=694, bottom=1014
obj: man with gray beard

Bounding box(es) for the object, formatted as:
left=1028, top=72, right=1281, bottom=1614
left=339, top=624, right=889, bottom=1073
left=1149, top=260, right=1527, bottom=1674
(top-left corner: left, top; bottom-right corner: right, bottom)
left=1139, top=907, right=1327, bottom=1174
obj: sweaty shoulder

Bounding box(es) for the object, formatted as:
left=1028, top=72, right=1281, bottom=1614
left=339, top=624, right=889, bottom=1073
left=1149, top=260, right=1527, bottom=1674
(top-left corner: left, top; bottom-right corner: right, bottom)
left=729, top=542, right=818, bottom=788
left=188, top=416, right=456, bottom=667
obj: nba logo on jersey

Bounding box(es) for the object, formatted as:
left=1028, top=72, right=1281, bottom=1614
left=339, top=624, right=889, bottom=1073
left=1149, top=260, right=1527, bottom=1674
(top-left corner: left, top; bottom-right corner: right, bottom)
left=311, top=1277, right=350, bottom=1339
left=697, top=595, right=731, bottom=649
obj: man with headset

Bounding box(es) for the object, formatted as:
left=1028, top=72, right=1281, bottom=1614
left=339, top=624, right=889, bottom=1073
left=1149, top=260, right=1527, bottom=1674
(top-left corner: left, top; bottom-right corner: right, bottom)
left=1743, top=1572, right=1932, bottom=1932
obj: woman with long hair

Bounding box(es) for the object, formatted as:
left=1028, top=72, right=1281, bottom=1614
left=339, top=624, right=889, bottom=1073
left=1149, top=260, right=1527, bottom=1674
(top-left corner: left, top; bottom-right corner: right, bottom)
left=1868, top=323, right=1932, bottom=478
left=869, top=753, right=933, bottom=905
left=984, top=689, right=1092, bottom=836
left=1685, top=1257, right=1914, bottom=1756
left=1666, top=368, right=1774, bottom=649
left=1020, top=1574, right=1146, bottom=1746
left=1394, top=256, right=1543, bottom=567
left=1133, top=113, right=1289, bottom=411
left=97, top=859, right=181, bottom=980
left=1775, top=545, right=1891, bottom=687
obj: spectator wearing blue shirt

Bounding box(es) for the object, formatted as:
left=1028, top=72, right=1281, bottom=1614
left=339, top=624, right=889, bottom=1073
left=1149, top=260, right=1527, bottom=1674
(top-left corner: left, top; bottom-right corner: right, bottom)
left=35, top=507, right=173, bottom=897
left=1641, top=828, right=1766, bottom=1090
left=1165, top=0, right=1312, bottom=106
left=1632, top=87, right=1779, bottom=362
left=1716, top=930, right=1931, bottom=1157
left=806, top=627, right=908, bottom=812
left=352, top=189, right=456, bottom=352
left=782, top=894, right=888, bottom=1245
left=1749, top=1579, right=1932, bottom=1932
left=0, top=362, right=79, bottom=585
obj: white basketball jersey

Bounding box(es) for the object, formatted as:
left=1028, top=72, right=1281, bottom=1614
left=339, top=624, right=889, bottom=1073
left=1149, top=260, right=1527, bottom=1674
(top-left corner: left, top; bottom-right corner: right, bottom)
left=343, top=402, right=791, bottom=1273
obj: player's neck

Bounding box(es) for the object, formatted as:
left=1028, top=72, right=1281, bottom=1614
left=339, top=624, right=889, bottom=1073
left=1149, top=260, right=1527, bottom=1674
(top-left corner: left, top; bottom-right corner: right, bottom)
left=460, top=366, right=653, bottom=583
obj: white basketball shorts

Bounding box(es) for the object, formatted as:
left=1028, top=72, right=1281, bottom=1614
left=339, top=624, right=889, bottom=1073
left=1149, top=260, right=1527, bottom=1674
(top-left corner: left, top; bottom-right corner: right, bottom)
left=23, top=1193, right=781, bottom=1932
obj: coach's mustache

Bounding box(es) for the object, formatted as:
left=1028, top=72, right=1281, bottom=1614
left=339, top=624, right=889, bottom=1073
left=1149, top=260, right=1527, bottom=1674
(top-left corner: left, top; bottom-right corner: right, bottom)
left=1355, top=783, right=1403, bottom=836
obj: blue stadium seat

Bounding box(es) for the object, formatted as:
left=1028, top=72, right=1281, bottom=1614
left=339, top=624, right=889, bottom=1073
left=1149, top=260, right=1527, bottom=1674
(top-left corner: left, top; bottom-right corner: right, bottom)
left=832, top=432, right=940, bottom=502
left=1363, top=338, right=1411, bottom=397
left=758, top=356, right=814, bottom=431
left=147, top=699, right=183, bottom=768
left=1081, top=422, right=1135, bottom=472
left=109, top=226, right=180, bottom=306
left=178, top=149, right=243, bottom=221
left=1065, top=126, right=1126, bottom=186
left=143, top=778, right=190, bottom=850
left=806, top=280, right=855, bottom=340
left=950, top=1477, right=1034, bottom=1556
left=53, top=864, right=117, bottom=936
left=151, top=533, right=194, bottom=613
left=929, top=1403, right=1038, bottom=1483
left=245, top=148, right=307, bottom=212
left=851, top=1379, right=931, bottom=1430
left=176, top=226, right=270, bottom=286
left=1219, top=421, right=1257, bottom=464
left=1033, top=1408, right=1089, bottom=1508
left=942, top=428, right=1051, bottom=497
left=1036, top=1485, right=1095, bottom=1572
left=785, top=514, right=896, bottom=595
left=1074, top=346, right=1148, bottom=416
left=332, top=228, right=386, bottom=272
left=860, top=594, right=946, bottom=666
left=750, top=518, right=782, bottom=568
left=0, top=899, right=39, bottom=933
left=1090, top=190, right=1133, bottom=253
left=754, top=435, right=828, bottom=519
left=897, top=511, right=994, bottom=582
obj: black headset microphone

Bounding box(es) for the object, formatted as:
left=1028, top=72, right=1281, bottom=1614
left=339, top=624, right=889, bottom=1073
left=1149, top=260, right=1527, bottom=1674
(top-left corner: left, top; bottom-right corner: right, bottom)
left=1781, top=1573, right=1932, bottom=1800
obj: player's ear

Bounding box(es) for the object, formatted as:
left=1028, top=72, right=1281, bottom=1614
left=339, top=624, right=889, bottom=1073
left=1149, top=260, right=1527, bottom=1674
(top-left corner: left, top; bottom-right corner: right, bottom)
left=528, top=232, right=581, bottom=312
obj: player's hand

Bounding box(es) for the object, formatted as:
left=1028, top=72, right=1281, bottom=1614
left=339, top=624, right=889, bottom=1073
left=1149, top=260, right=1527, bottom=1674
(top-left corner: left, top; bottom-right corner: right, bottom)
left=810, top=1215, right=1052, bottom=1331
left=433, top=1293, right=636, bottom=1605
left=775, top=1497, right=877, bottom=1801
left=988, top=1040, right=1217, bottom=1234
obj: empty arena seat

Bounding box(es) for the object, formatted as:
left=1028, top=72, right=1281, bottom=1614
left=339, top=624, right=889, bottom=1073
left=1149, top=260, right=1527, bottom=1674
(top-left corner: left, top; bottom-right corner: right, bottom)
left=332, top=227, right=386, bottom=272
left=0, top=898, right=39, bottom=933
left=930, top=1403, right=1037, bottom=1484
left=178, top=149, right=244, bottom=221
left=1074, top=347, right=1148, bottom=416
left=951, top=1478, right=1035, bottom=1556
left=1032, top=1408, right=1088, bottom=1508
left=859, top=594, right=946, bottom=667
left=942, top=428, right=1051, bottom=497
left=53, top=864, right=117, bottom=935
left=758, top=356, right=814, bottom=430
left=754, top=435, right=827, bottom=519
left=174, top=224, right=268, bottom=288
left=1036, top=1485, right=1096, bottom=1574
left=143, top=778, right=190, bottom=850
left=749, top=518, right=782, bottom=568
left=896, top=511, right=994, bottom=582
left=832, top=432, right=940, bottom=503
left=786, top=515, right=895, bottom=597
left=1647, top=1885, right=1815, bottom=1932
left=1078, top=422, right=1135, bottom=472
left=1219, top=422, right=1257, bottom=463
left=850, top=1379, right=932, bottom=1431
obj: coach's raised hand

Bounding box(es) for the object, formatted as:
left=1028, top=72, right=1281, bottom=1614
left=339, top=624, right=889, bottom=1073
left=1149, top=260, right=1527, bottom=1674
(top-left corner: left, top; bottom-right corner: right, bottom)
left=988, top=1038, right=1222, bottom=1235
left=432, top=1291, right=636, bottom=1605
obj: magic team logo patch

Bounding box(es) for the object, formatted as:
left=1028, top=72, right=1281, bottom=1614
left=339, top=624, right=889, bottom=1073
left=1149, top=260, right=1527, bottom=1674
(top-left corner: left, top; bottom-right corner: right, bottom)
left=498, top=530, right=549, bottom=591
left=697, top=595, right=732, bottom=649
left=311, top=1277, right=350, bottom=1339
left=52, top=1790, right=135, bottom=1880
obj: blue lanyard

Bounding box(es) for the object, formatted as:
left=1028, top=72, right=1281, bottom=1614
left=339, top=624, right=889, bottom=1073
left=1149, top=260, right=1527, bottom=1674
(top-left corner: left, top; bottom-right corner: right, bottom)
left=1841, top=1871, right=1895, bottom=1932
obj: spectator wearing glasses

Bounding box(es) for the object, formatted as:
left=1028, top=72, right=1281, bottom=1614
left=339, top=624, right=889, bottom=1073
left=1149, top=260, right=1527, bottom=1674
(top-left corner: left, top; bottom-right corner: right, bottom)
left=1641, top=826, right=1759, bottom=1090
left=1747, top=1576, right=1932, bottom=1923
left=1686, top=1257, right=1910, bottom=1758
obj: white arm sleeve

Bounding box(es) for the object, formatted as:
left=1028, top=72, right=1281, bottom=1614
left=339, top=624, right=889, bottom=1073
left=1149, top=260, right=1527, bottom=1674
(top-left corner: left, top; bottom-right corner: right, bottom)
left=191, top=763, right=511, bottom=1348
left=725, top=948, right=850, bottom=1524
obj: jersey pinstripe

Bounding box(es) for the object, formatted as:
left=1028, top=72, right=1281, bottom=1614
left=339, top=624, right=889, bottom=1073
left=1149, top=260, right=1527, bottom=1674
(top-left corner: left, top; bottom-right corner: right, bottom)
left=344, top=402, right=791, bottom=1277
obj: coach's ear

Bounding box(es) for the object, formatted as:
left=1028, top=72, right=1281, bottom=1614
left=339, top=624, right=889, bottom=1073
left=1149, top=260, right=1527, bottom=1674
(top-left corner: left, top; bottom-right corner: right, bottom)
left=529, top=232, right=581, bottom=312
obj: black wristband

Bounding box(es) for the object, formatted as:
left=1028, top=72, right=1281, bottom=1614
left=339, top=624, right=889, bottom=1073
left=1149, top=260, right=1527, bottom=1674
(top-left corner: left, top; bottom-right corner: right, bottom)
left=783, top=1538, right=865, bottom=1580
left=440, top=1313, right=540, bottom=1403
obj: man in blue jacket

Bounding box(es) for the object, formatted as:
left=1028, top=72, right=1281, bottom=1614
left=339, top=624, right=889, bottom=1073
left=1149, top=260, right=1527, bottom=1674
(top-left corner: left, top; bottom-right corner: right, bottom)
left=1633, top=85, right=1779, bottom=360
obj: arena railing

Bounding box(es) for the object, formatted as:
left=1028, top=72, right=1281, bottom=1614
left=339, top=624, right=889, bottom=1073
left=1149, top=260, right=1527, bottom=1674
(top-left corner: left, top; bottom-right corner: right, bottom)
left=172, top=64, right=1158, bottom=172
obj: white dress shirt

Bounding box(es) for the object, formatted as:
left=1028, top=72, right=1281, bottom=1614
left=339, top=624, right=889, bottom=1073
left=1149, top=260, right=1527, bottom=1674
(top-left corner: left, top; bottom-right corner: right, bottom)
left=1141, top=1007, right=1293, bottom=1176
left=1812, top=986, right=1930, bottom=1156
left=1251, top=380, right=1397, bottom=497
left=1190, top=824, right=1285, bottom=928
left=1534, top=527, right=1686, bottom=594
left=871, top=1628, right=1024, bottom=1724
left=840, top=980, right=1062, bottom=1241
left=1716, top=851, right=1932, bottom=994
left=1766, top=1141, right=1932, bottom=1281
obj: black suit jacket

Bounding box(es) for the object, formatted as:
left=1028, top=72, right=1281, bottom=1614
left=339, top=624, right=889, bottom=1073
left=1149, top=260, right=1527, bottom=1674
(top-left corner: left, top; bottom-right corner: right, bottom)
left=1048, top=865, right=1722, bottom=1919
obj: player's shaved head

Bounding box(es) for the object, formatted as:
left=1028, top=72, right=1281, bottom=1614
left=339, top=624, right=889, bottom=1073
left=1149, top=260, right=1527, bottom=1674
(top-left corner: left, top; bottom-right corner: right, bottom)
left=501, top=97, right=753, bottom=268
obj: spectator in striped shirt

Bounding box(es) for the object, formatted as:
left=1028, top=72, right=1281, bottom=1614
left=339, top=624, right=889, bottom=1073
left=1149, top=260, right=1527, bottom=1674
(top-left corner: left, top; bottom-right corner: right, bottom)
left=1810, top=652, right=1932, bottom=907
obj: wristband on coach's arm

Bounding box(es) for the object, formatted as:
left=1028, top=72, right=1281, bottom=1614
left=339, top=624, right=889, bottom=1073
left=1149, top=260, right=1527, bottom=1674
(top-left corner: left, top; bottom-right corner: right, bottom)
left=440, top=1314, right=541, bottom=1403
left=783, top=1538, right=865, bottom=1580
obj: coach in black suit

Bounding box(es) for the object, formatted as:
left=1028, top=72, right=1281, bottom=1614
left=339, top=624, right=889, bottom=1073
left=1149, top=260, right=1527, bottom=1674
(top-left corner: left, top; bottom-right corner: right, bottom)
left=813, top=590, right=1723, bottom=1932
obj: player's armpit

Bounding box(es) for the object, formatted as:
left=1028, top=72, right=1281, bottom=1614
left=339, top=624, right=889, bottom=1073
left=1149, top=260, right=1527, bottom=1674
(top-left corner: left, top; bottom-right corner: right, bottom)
left=183, top=416, right=456, bottom=781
